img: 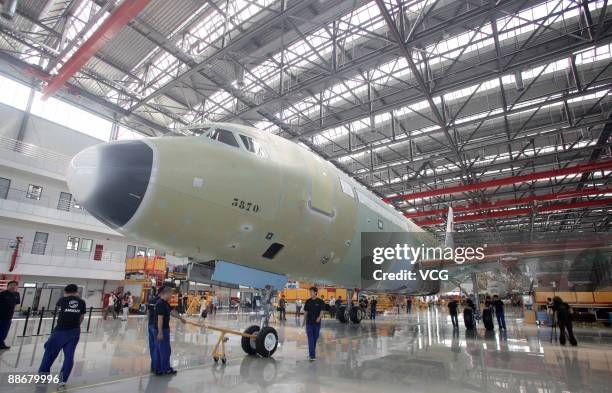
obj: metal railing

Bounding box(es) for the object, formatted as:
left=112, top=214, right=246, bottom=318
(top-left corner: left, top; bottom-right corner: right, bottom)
left=0, top=186, right=89, bottom=215
left=0, top=135, right=71, bottom=164
left=0, top=237, right=126, bottom=264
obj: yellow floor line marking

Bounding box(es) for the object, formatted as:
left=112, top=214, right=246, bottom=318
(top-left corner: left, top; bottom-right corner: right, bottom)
left=56, top=357, right=240, bottom=393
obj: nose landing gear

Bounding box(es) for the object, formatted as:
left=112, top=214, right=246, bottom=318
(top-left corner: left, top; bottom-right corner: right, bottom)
left=241, top=285, right=279, bottom=357
left=336, top=289, right=364, bottom=324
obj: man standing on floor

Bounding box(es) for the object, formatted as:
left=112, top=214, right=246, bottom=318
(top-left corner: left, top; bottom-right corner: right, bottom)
left=38, top=284, right=85, bottom=387
left=492, top=295, right=506, bottom=330
left=447, top=298, right=459, bottom=329
left=278, top=295, right=287, bottom=321
left=303, top=287, right=325, bottom=361
left=147, top=287, right=160, bottom=372
left=211, top=294, right=218, bottom=315
left=0, top=280, right=20, bottom=350
left=370, top=297, right=378, bottom=320
left=154, top=286, right=186, bottom=375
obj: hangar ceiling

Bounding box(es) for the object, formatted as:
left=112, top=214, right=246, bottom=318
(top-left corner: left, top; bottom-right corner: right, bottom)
left=0, top=0, right=610, bottom=233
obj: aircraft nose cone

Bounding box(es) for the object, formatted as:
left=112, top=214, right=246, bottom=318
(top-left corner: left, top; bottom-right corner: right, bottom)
left=67, top=140, right=153, bottom=229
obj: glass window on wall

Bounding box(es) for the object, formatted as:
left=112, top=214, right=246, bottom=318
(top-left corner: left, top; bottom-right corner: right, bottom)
left=31, top=232, right=48, bottom=255
left=0, top=178, right=10, bottom=199
left=26, top=185, right=43, bottom=200
left=66, top=236, right=80, bottom=251
left=57, top=192, right=72, bottom=211
left=31, top=92, right=112, bottom=141
left=147, top=248, right=156, bottom=257
left=126, top=245, right=136, bottom=259
left=80, top=239, right=93, bottom=252
left=0, top=74, right=31, bottom=110
left=137, top=247, right=147, bottom=257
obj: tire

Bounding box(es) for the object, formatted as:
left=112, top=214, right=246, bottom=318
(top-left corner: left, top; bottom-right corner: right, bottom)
left=255, top=326, right=278, bottom=357
left=350, top=307, right=364, bottom=324
left=337, top=305, right=348, bottom=323
left=241, top=325, right=260, bottom=355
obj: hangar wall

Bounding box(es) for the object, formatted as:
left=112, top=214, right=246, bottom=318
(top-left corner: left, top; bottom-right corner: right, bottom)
left=0, top=101, right=185, bottom=308
left=0, top=101, right=103, bottom=157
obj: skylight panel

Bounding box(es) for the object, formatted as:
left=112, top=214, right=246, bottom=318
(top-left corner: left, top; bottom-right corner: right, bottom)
left=52, top=2, right=111, bottom=73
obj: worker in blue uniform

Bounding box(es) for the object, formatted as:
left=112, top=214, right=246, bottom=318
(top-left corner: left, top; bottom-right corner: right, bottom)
left=147, top=286, right=160, bottom=372
left=38, top=284, right=86, bottom=387
left=154, top=285, right=185, bottom=375
left=0, top=280, right=20, bottom=350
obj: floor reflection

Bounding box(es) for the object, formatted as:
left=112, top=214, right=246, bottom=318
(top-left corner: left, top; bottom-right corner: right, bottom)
left=0, top=309, right=611, bottom=392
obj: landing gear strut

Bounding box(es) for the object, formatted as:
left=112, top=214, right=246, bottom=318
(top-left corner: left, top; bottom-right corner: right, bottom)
left=241, top=285, right=279, bottom=357
left=337, top=289, right=364, bottom=324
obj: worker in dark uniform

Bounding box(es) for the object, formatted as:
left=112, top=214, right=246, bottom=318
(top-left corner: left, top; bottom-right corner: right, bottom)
left=303, top=287, right=325, bottom=361
left=492, top=295, right=506, bottom=330
left=38, top=284, right=85, bottom=387
left=447, top=299, right=459, bottom=329
left=552, top=296, right=577, bottom=346
left=0, top=280, right=20, bottom=350
left=147, top=286, right=160, bottom=372
left=370, top=297, right=377, bottom=320
left=278, top=295, right=287, bottom=321
left=154, top=286, right=186, bottom=375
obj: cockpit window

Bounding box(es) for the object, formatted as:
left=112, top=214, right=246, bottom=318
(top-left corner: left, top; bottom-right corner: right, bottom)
left=239, top=134, right=266, bottom=157
left=210, top=129, right=239, bottom=148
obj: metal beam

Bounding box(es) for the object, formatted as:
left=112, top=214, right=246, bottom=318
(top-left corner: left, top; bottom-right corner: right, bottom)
left=41, top=0, right=151, bottom=99
left=384, top=159, right=612, bottom=202
left=404, top=186, right=612, bottom=219
left=415, top=198, right=612, bottom=226
left=374, top=0, right=469, bottom=176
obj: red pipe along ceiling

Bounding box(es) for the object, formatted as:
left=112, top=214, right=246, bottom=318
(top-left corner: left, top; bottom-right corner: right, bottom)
left=41, top=0, right=151, bottom=99
left=383, top=160, right=612, bottom=203
left=404, top=187, right=612, bottom=219
left=414, top=199, right=612, bottom=226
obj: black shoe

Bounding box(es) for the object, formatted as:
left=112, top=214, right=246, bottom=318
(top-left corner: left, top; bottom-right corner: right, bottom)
left=165, top=368, right=177, bottom=375
left=0, top=344, right=10, bottom=350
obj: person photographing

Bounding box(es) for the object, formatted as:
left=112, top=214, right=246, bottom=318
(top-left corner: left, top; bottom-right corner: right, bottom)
left=303, top=287, right=325, bottom=361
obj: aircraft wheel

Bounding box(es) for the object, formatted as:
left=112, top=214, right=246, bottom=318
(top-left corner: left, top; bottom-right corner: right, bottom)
left=350, top=307, right=364, bottom=324
left=241, top=325, right=260, bottom=355
left=337, top=306, right=348, bottom=323
left=255, top=326, right=278, bottom=357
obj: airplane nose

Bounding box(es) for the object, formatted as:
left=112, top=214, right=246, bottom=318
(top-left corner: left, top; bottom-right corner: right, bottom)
left=66, top=140, right=153, bottom=229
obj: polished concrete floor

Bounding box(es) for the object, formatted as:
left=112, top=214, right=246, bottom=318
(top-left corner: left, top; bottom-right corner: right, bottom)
left=0, top=308, right=611, bottom=393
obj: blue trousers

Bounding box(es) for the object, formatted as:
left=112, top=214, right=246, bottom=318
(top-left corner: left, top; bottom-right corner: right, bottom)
left=38, top=328, right=80, bottom=382
left=450, top=313, right=459, bottom=328
left=370, top=307, right=377, bottom=320
left=0, top=319, right=11, bottom=345
left=306, top=323, right=321, bottom=359
left=147, top=325, right=158, bottom=371
left=154, top=328, right=171, bottom=372
left=496, top=311, right=506, bottom=329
